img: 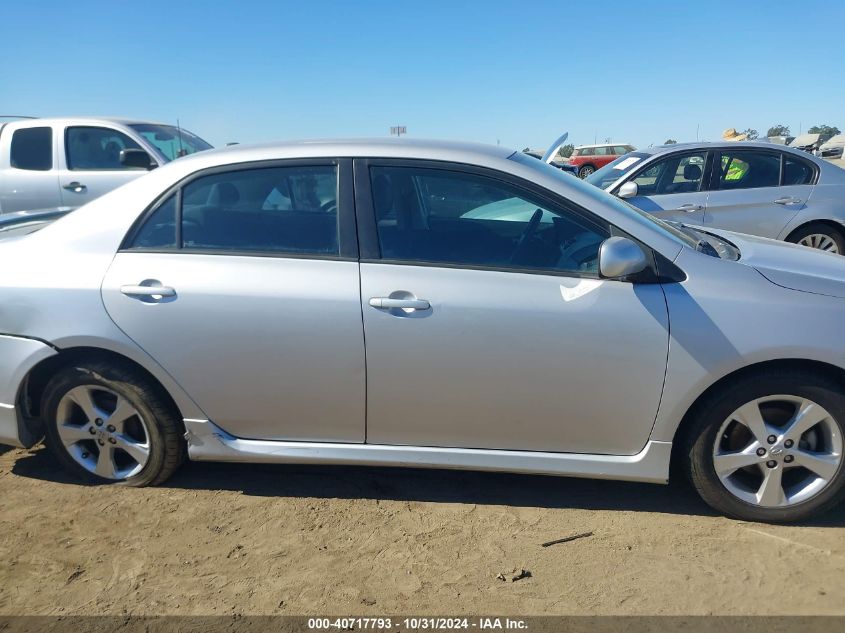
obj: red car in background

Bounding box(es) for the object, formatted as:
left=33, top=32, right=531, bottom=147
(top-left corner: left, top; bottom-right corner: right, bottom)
left=568, top=143, right=635, bottom=178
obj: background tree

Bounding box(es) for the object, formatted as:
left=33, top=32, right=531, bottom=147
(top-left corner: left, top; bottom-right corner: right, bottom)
left=807, top=124, right=841, bottom=142
left=559, top=143, right=575, bottom=158
left=664, top=139, right=677, bottom=144
left=742, top=128, right=759, bottom=140
left=767, top=124, right=791, bottom=137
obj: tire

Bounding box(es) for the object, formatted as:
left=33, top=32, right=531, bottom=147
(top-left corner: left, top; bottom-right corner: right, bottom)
left=578, top=165, right=595, bottom=179
left=786, top=223, right=844, bottom=255
left=42, top=362, right=185, bottom=486
left=681, top=369, right=845, bottom=523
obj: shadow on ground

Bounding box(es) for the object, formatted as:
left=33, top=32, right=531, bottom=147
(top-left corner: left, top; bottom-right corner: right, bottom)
left=9, top=446, right=845, bottom=525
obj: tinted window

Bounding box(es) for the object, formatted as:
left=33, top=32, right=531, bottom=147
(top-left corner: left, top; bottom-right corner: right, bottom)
left=594, top=146, right=610, bottom=156
left=181, top=165, right=338, bottom=254
left=579, top=147, right=594, bottom=156
left=632, top=152, right=706, bottom=195
left=614, top=146, right=630, bottom=155
left=66, top=126, right=144, bottom=170
left=10, top=127, right=52, bottom=171
left=717, top=150, right=780, bottom=190
left=128, top=124, right=211, bottom=160
left=783, top=156, right=814, bottom=185
left=370, top=166, right=609, bottom=275
left=131, top=195, right=177, bottom=249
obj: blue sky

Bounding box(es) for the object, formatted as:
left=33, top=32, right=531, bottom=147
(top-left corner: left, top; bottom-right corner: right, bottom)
left=2, top=0, right=844, bottom=151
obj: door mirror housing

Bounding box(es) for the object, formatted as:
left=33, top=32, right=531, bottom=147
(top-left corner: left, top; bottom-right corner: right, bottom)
left=617, top=181, right=638, bottom=199
left=120, top=148, right=155, bottom=170
left=599, top=236, right=648, bottom=279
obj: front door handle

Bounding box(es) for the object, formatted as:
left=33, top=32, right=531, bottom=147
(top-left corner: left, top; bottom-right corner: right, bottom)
left=673, top=203, right=704, bottom=212
left=773, top=197, right=802, bottom=205
left=369, top=297, right=430, bottom=310
left=62, top=181, right=87, bottom=193
left=120, top=284, right=176, bottom=298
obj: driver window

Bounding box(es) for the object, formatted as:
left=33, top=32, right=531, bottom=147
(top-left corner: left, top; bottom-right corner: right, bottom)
left=632, top=152, right=705, bottom=196
left=369, top=166, right=609, bottom=275
left=66, top=126, right=144, bottom=170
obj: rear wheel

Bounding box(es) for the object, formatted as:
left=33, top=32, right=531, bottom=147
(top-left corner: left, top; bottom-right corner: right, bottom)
left=787, top=223, right=844, bottom=254
left=578, top=165, right=595, bottom=179
left=682, top=370, right=845, bottom=522
left=42, top=362, right=185, bottom=486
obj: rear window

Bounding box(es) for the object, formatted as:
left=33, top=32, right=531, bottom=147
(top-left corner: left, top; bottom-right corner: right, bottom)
left=10, top=127, right=52, bottom=171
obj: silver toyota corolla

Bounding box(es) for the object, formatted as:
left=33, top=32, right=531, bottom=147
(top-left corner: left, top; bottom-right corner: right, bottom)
left=1, top=139, right=844, bottom=523
left=585, top=141, right=845, bottom=254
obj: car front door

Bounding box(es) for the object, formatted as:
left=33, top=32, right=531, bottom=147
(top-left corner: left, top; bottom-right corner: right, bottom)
left=355, top=159, right=670, bottom=456
left=704, top=148, right=813, bottom=238
left=620, top=150, right=709, bottom=224
left=59, top=126, right=155, bottom=208
left=101, top=160, right=366, bottom=442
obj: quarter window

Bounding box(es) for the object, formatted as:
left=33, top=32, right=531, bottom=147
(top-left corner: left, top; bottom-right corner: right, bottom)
left=66, top=126, right=145, bottom=170
left=369, top=166, right=609, bottom=275
left=10, top=127, right=53, bottom=171
left=716, top=150, right=780, bottom=190
left=782, top=156, right=814, bottom=185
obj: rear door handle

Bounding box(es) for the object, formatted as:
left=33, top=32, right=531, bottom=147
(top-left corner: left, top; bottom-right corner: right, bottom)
left=369, top=297, right=430, bottom=310
left=62, top=181, right=87, bottom=193
left=120, top=284, right=176, bottom=298
left=773, top=197, right=802, bottom=205
left=673, top=203, right=704, bottom=212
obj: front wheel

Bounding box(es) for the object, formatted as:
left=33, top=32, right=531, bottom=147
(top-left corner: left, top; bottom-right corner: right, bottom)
left=42, top=362, right=185, bottom=486
left=787, top=223, right=844, bottom=254
left=578, top=165, right=595, bottom=179
left=682, top=370, right=845, bottom=522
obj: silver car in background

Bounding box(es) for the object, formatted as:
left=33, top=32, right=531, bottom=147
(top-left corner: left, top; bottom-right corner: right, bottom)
left=586, top=142, right=845, bottom=253
left=1, top=139, right=845, bottom=523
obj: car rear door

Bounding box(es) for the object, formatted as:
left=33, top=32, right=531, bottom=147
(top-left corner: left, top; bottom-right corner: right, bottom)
left=619, top=150, right=710, bottom=224
left=703, top=148, right=811, bottom=238
left=101, top=159, right=366, bottom=442
left=354, top=159, right=669, bottom=456
left=58, top=125, right=155, bottom=208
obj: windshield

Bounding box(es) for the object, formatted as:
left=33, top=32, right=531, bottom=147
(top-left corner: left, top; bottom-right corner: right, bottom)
left=129, top=124, right=212, bottom=161
left=585, top=152, right=651, bottom=189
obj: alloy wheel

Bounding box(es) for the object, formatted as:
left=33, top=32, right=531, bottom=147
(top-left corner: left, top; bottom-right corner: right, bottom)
left=712, top=395, right=843, bottom=508
left=55, top=385, right=151, bottom=480
left=797, top=233, right=839, bottom=253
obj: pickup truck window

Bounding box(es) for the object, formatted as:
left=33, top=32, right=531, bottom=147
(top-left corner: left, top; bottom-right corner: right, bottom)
left=11, top=127, right=52, bottom=171
left=129, top=124, right=212, bottom=160
left=66, top=126, right=144, bottom=171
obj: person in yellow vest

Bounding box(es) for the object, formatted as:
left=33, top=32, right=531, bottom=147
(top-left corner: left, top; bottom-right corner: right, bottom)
left=721, top=128, right=749, bottom=181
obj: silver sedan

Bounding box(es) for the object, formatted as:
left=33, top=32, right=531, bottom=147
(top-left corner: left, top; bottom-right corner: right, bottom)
left=0, top=139, right=844, bottom=523
left=585, top=141, right=845, bottom=253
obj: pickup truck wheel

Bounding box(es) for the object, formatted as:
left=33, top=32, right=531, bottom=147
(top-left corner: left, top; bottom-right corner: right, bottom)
left=578, top=165, right=595, bottom=178
left=42, top=362, right=185, bottom=486
left=787, top=223, right=844, bottom=254
left=681, top=369, right=845, bottom=523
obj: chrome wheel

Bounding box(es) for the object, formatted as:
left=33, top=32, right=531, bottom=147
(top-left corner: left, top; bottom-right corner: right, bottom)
left=56, top=385, right=151, bottom=480
left=797, top=233, right=839, bottom=253
left=713, top=395, right=843, bottom=508
left=578, top=166, right=594, bottom=178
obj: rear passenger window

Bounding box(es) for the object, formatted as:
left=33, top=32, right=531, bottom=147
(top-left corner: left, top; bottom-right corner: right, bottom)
left=783, top=156, right=814, bottom=185
left=10, top=127, right=52, bottom=171
left=717, top=151, right=780, bottom=190
left=181, top=165, right=338, bottom=254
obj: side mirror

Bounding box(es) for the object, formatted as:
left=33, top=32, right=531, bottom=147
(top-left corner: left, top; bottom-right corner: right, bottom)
left=120, top=148, right=154, bottom=170
left=617, top=181, right=638, bottom=199
left=599, top=236, right=648, bottom=279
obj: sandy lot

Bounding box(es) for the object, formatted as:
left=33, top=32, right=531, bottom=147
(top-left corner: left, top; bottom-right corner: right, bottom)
left=0, top=443, right=843, bottom=616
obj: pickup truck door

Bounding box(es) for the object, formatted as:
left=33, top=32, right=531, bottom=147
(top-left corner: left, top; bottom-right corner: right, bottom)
left=0, top=122, right=63, bottom=213
left=58, top=125, right=153, bottom=208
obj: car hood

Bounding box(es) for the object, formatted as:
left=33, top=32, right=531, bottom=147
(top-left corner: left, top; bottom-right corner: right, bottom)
left=713, top=229, right=845, bottom=299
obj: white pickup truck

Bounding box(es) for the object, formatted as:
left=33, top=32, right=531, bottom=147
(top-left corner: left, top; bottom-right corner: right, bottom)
left=0, top=117, right=212, bottom=213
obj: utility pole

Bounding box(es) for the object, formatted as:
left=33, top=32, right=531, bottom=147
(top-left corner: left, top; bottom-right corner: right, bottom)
left=390, top=126, right=407, bottom=137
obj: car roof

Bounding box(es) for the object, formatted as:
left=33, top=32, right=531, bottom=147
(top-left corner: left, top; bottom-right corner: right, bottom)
left=575, top=142, right=632, bottom=149
left=3, top=116, right=174, bottom=127
left=635, top=141, right=821, bottom=158
left=170, top=138, right=517, bottom=168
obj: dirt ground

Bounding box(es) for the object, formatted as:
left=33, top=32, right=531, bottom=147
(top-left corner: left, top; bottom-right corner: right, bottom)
left=0, top=443, right=843, bottom=616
